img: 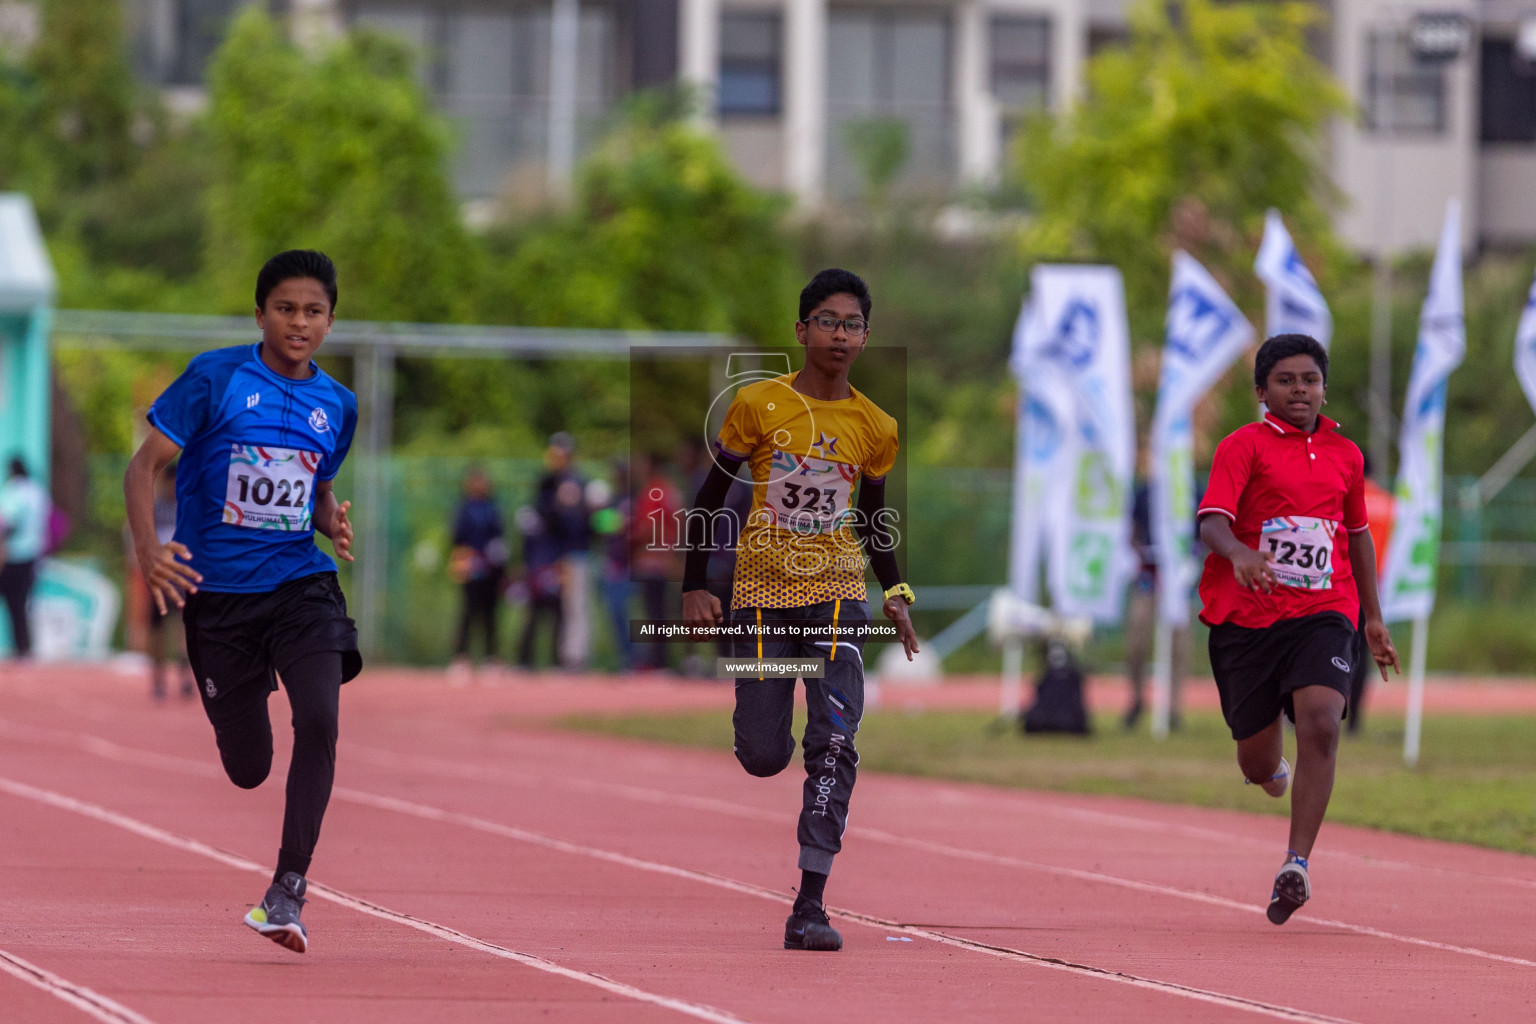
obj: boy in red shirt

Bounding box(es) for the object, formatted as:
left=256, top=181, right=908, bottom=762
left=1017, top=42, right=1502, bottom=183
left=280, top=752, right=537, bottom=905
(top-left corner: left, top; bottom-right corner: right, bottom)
left=1197, top=334, right=1399, bottom=924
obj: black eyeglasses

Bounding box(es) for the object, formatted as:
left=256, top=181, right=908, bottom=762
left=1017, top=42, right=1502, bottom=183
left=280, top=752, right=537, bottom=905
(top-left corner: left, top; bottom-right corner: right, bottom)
left=801, top=313, right=868, bottom=337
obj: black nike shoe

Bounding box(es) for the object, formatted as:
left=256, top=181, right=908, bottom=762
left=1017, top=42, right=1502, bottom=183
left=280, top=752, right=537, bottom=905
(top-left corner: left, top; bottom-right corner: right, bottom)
left=244, top=872, right=309, bottom=952
left=1266, top=856, right=1310, bottom=925
left=784, top=901, right=842, bottom=951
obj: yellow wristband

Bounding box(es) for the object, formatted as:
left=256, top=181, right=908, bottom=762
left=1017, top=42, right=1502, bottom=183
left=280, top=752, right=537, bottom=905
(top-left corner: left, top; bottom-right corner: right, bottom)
left=883, top=582, right=915, bottom=606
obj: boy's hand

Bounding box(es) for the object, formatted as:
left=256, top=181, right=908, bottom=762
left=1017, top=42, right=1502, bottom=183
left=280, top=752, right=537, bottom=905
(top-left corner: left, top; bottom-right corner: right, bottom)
left=1364, top=617, right=1400, bottom=682
left=139, top=541, right=201, bottom=615
left=682, top=589, right=722, bottom=635
left=331, top=500, right=354, bottom=562
left=883, top=597, right=920, bottom=661
left=1230, top=547, right=1277, bottom=593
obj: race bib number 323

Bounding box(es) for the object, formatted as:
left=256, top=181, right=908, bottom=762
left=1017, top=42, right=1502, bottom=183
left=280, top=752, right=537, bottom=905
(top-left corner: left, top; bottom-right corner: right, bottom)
left=1260, top=516, right=1337, bottom=590
left=223, top=445, right=319, bottom=531
left=763, top=450, right=858, bottom=534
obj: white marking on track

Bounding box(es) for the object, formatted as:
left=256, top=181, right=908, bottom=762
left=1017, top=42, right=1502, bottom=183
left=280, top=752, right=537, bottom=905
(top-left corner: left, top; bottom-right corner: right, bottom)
left=0, top=949, right=158, bottom=1024
left=0, top=776, right=758, bottom=1024
left=5, top=718, right=1536, bottom=974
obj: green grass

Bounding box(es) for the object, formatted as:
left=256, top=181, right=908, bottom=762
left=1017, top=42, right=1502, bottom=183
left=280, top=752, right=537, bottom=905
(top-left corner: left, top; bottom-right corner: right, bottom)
left=559, top=709, right=1536, bottom=856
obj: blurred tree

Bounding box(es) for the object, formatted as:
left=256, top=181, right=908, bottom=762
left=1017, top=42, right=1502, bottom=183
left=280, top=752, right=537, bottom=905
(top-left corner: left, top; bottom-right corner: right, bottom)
left=483, top=94, right=798, bottom=346
left=1015, top=0, right=1348, bottom=345
left=203, top=10, right=473, bottom=321
left=845, top=117, right=911, bottom=212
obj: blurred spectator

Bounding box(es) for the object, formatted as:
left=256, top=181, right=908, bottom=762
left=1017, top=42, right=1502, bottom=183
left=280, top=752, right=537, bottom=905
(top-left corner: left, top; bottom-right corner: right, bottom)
left=1350, top=455, right=1396, bottom=734
left=591, top=459, right=635, bottom=672
left=537, top=431, right=594, bottom=670
left=449, top=467, right=508, bottom=672
left=1123, top=476, right=1190, bottom=731
left=0, top=456, right=49, bottom=660
left=515, top=504, right=565, bottom=669
left=631, top=452, right=682, bottom=672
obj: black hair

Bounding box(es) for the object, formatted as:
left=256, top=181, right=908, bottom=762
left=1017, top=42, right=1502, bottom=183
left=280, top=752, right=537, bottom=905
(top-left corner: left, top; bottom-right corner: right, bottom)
left=799, top=268, right=871, bottom=322
left=1254, top=334, right=1328, bottom=389
left=8, top=456, right=26, bottom=478
left=255, top=249, right=338, bottom=311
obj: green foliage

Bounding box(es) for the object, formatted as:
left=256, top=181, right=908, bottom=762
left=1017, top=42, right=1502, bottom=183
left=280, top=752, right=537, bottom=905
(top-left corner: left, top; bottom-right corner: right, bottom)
left=203, top=11, right=472, bottom=321
left=483, top=102, right=798, bottom=345
left=845, top=117, right=911, bottom=208
left=1016, top=0, right=1348, bottom=337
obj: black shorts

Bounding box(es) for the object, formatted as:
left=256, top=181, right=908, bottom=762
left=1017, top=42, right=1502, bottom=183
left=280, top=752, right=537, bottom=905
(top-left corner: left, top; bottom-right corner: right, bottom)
left=183, top=572, right=361, bottom=704
left=1208, top=611, right=1354, bottom=741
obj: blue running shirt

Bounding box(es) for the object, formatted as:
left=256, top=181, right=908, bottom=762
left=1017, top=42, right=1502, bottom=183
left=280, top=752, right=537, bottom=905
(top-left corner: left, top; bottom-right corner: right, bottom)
left=148, top=343, right=359, bottom=593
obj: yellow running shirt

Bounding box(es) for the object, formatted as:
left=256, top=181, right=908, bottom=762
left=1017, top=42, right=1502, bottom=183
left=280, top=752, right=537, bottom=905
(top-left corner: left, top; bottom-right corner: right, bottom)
left=714, top=372, right=899, bottom=610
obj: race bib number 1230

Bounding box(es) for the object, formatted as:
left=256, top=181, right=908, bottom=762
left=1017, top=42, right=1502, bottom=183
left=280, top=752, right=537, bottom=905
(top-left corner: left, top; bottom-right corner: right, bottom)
left=223, top=445, right=320, bottom=531
left=1259, top=516, right=1337, bottom=590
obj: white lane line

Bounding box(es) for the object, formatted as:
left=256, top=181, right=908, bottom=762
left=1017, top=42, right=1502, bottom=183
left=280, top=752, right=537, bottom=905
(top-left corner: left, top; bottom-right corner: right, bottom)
left=0, top=776, right=757, bottom=1024
left=323, top=789, right=1360, bottom=1024
left=0, top=721, right=1357, bottom=1023
left=7, top=719, right=1536, bottom=971
left=0, top=950, right=158, bottom=1024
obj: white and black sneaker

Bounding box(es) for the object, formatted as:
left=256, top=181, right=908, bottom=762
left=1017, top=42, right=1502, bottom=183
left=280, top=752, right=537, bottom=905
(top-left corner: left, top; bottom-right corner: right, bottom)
left=1267, top=854, right=1310, bottom=925
left=244, top=872, right=309, bottom=952
left=1245, top=757, right=1290, bottom=799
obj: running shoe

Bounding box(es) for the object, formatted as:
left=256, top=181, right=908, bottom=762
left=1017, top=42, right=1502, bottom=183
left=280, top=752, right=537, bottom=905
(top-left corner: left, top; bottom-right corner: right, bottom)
left=1244, top=756, right=1290, bottom=798
left=1266, top=855, right=1310, bottom=925
left=244, top=872, right=309, bottom=952
left=784, top=901, right=843, bottom=951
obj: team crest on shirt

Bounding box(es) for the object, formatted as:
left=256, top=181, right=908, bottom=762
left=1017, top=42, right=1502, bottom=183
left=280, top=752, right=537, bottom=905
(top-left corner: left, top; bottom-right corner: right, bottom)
left=809, top=431, right=839, bottom=459
left=308, top=407, right=330, bottom=434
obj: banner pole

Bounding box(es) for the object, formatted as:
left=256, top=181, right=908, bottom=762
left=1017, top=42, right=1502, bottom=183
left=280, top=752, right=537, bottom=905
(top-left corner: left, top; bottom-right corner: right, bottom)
left=1151, top=618, right=1172, bottom=740
left=999, top=636, right=1024, bottom=720
left=1403, top=614, right=1430, bottom=766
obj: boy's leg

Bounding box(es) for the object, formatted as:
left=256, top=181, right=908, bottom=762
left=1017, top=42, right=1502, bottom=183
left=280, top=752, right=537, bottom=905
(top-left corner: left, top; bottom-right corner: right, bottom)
left=185, top=593, right=277, bottom=789
left=732, top=608, right=797, bottom=777
left=1235, top=716, right=1285, bottom=788
left=274, top=651, right=342, bottom=882
left=797, top=599, right=867, bottom=875
left=198, top=677, right=276, bottom=791
left=1285, top=684, right=1346, bottom=859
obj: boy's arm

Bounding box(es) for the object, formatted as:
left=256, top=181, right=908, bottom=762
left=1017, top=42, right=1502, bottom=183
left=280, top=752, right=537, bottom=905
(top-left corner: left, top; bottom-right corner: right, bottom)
left=1198, top=514, right=1276, bottom=593
left=853, top=478, right=919, bottom=660
left=313, top=479, right=354, bottom=562
left=681, top=455, right=744, bottom=629
left=1347, top=529, right=1400, bottom=680
left=124, top=428, right=201, bottom=613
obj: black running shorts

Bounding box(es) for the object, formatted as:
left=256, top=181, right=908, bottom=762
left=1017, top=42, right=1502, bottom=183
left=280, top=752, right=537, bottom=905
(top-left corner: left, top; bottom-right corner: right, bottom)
left=183, top=572, right=361, bottom=703
left=1208, top=610, right=1354, bottom=741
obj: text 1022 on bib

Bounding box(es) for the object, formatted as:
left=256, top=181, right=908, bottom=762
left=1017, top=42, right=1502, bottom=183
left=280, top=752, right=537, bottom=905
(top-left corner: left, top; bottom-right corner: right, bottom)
left=223, top=444, right=320, bottom=531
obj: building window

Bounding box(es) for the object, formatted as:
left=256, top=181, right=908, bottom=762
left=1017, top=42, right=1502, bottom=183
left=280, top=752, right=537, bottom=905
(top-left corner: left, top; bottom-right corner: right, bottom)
left=1363, top=30, right=1447, bottom=135
left=719, top=13, right=781, bottom=116
left=991, top=15, right=1050, bottom=111
left=1481, top=38, right=1536, bottom=143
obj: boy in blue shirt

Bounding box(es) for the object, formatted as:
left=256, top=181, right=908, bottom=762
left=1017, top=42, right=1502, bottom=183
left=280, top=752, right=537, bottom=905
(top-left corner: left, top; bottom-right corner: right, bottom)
left=124, top=250, right=360, bottom=954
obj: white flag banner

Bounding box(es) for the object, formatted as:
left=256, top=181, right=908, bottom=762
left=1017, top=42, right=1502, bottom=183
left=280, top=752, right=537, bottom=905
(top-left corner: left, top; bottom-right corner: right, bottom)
left=1514, top=267, right=1536, bottom=418
left=1255, top=209, right=1333, bottom=349
left=1380, top=200, right=1465, bottom=622
left=1151, top=251, right=1255, bottom=627
left=1006, top=267, right=1137, bottom=622
left=1006, top=298, right=1064, bottom=605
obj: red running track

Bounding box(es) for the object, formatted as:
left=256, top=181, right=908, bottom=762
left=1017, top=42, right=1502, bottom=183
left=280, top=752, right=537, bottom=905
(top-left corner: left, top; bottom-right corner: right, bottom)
left=1, top=664, right=1533, bottom=1023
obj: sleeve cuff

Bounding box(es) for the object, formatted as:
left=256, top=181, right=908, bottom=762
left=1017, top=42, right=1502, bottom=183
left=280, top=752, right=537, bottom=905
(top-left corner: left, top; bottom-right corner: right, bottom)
left=1197, top=506, right=1236, bottom=522
left=145, top=409, right=186, bottom=449
left=713, top=441, right=748, bottom=462
left=1346, top=523, right=1371, bottom=534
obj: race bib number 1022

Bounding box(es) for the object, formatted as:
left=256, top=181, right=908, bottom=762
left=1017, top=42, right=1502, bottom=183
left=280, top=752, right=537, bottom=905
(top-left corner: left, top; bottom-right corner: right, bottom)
left=223, top=445, right=320, bottom=531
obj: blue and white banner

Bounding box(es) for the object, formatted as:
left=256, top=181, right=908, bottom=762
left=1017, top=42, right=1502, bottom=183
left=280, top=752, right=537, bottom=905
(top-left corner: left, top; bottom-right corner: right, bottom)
left=1007, top=266, right=1136, bottom=622
left=1380, top=200, right=1465, bottom=622
left=1151, top=251, right=1255, bottom=627
left=1514, top=266, right=1536, bottom=418
left=1255, top=209, right=1332, bottom=349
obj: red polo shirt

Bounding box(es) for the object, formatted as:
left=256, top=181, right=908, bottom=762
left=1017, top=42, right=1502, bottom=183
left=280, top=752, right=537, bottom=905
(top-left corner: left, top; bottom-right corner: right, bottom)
left=1197, top=412, right=1369, bottom=629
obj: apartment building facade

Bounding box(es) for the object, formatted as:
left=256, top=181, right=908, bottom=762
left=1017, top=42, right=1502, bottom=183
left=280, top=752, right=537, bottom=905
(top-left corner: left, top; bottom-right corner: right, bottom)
left=123, top=0, right=1536, bottom=251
